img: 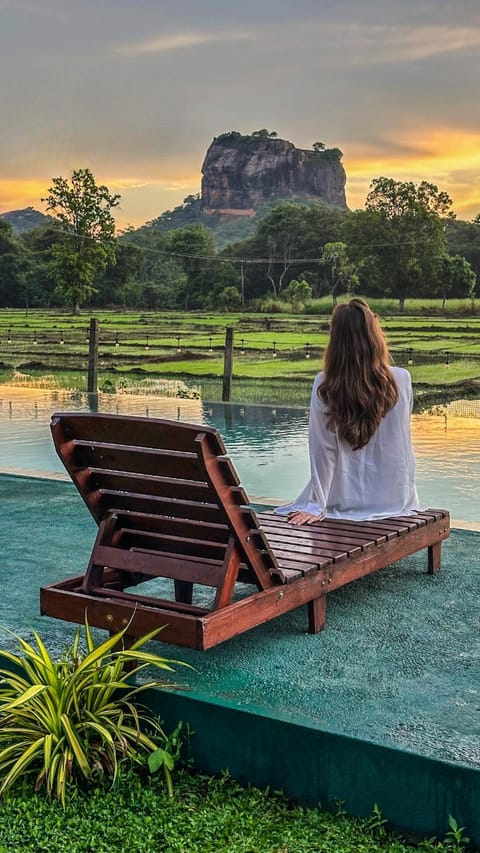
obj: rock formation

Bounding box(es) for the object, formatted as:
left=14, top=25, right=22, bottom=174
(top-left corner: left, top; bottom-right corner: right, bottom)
left=201, top=132, right=347, bottom=215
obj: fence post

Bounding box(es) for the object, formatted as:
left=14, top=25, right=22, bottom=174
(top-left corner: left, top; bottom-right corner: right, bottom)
left=222, top=326, right=234, bottom=402
left=87, top=317, right=99, bottom=394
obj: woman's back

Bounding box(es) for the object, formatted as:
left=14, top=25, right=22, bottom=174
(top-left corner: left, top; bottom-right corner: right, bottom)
left=276, top=298, right=422, bottom=523
left=308, top=366, right=420, bottom=520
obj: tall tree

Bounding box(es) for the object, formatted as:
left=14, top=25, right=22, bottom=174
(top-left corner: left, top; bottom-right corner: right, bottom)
left=225, top=201, right=346, bottom=301
left=42, top=168, right=120, bottom=313
left=344, top=178, right=452, bottom=311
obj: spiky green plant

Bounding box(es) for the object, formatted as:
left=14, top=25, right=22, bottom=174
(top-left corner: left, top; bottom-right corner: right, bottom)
left=0, top=621, right=187, bottom=804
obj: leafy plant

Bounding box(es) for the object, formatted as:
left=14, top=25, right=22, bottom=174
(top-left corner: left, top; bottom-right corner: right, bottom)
left=365, top=802, right=388, bottom=838
left=0, top=620, right=188, bottom=804
left=148, top=720, right=191, bottom=797
left=442, top=815, right=470, bottom=852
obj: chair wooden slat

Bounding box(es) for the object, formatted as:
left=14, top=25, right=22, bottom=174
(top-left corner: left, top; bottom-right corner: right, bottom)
left=94, top=544, right=225, bottom=587
left=113, top=510, right=230, bottom=543
left=72, top=442, right=205, bottom=480
left=99, top=490, right=222, bottom=524
left=90, top=586, right=209, bottom=616
left=121, top=530, right=227, bottom=561
left=53, top=411, right=227, bottom=453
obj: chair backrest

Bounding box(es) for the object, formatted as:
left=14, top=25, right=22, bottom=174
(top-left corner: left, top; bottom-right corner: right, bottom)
left=50, top=412, right=278, bottom=589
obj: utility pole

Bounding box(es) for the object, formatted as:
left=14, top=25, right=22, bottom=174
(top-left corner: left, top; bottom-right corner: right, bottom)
left=222, top=326, right=234, bottom=402
left=240, top=261, right=245, bottom=306
left=87, top=317, right=99, bottom=394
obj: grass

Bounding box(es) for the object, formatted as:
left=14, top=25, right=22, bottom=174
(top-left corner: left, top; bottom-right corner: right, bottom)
left=305, top=296, right=476, bottom=316
left=0, top=769, right=470, bottom=853
left=0, top=307, right=479, bottom=406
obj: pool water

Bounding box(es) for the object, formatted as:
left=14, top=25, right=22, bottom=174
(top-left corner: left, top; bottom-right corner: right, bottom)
left=0, top=387, right=479, bottom=523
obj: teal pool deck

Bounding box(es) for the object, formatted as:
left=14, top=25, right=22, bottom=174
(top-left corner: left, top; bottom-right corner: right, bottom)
left=1, top=471, right=480, bottom=845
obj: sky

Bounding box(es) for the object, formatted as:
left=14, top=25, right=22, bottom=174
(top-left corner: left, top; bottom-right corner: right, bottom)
left=1, top=0, right=480, bottom=230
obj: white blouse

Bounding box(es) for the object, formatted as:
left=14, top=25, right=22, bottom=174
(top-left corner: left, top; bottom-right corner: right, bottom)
left=275, top=366, right=423, bottom=521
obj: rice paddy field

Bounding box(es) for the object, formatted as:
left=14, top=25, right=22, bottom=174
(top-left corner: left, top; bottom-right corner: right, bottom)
left=0, top=303, right=479, bottom=407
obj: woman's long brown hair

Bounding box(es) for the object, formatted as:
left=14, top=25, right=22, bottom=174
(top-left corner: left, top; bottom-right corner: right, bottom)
left=319, top=298, right=398, bottom=450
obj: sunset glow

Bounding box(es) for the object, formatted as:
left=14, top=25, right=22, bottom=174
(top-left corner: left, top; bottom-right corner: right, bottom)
left=1, top=1, right=479, bottom=228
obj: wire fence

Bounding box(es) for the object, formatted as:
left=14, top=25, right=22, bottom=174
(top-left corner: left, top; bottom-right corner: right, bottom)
left=1, top=326, right=480, bottom=361
left=444, top=399, right=480, bottom=418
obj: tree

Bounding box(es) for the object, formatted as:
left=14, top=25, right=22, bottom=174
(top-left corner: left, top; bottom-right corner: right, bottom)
left=225, top=201, right=347, bottom=301
left=164, top=224, right=217, bottom=309
left=251, top=129, right=278, bottom=139
left=445, top=216, right=480, bottom=284
left=96, top=241, right=143, bottom=308
left=216, top=286, right=242, bottom=310
left=319, top=242, right=359, bottom=306
left=434, top=253, right=476, bottom=311
left=21, top=224, right=63, bottom=307
left=255, top=204, right=311, bottom=297
left=343, top=178, right=452, bottom=311
left=42, top=168, right=120, bottom=314
left=283, top=278, right=313, bottom=310
left=366, top=177, right=451, bottom=218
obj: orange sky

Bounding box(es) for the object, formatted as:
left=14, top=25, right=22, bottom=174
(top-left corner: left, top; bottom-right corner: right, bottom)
left=2, top=133, right=479, bottom=231
left=1, top=2, right=480, bottom=229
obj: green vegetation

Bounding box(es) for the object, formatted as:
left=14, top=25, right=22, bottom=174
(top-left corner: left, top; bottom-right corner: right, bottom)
left=3, top=166, right=479, bottom=315
left=0, top=621, right=185, bottom=805
left=343, top=178, right=469, bottom=312
left=0, top=770, right=470, bottom=852
left=42, top=169, right=120, bottom=314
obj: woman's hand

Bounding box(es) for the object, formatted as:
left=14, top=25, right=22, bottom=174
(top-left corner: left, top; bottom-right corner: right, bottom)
left=287, top=511, right=325, bottom=525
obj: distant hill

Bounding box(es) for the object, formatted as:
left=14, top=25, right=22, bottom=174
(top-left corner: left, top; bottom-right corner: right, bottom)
left=0, top=207, right=52, bottom=233
left=133, top=193, right=340, bottom=250
left=132, top=193, right=261, bottom=249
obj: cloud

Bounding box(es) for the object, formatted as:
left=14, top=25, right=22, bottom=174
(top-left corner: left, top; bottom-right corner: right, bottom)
left=364, top=24, right=480, bottom=63
left=2, top=1, right=480, bottom=226
left=273, top=19, right=480, bottom=70
left=107, top=178, right=151, bottom=191
left=114, top=29, right=255, bottom=57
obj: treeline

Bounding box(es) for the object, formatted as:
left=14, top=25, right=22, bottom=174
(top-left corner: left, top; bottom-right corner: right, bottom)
left=0, top=170, right=479, bottom=313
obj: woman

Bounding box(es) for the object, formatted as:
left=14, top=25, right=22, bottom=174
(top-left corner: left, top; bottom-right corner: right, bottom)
left=276, top=298, right=423, bottom=524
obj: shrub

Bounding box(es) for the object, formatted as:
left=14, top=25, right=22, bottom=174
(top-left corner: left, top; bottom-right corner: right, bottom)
left=0, top=621, right=187, bottom=804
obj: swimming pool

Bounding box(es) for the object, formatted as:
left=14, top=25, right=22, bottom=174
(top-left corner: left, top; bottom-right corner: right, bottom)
left=0, top=386, right=479, bottom=524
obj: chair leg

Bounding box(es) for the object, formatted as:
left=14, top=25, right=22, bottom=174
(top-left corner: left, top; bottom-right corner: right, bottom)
left=308, top=595, right=326, bottom=633
left=213, top=537, right=241, bottom=609
left=428, top=542, right=442, bottom=574
left=174, top=580, right=194, bottom=604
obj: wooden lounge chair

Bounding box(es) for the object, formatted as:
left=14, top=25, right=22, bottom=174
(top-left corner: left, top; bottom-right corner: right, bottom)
left=40, top=413, right=450, bottom=650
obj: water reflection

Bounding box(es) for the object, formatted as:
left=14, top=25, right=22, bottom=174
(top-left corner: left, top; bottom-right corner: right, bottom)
left=0, top=386, right=479, bottom=522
